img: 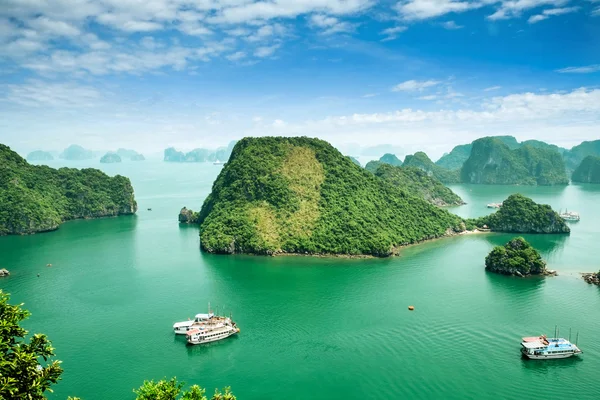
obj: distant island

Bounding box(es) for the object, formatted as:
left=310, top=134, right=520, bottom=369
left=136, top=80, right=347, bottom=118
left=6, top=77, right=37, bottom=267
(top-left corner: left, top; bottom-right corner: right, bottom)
left=192, top=137, right=466, bottom=256
left=100, top=152, right=122, bottom=163
left=485, top=237, right=549, bottom=277
left=0, top=144, right=137, bottom=235
left=403, top=151, right=459, bottom=184
left=468, top=194, right=570, bottom=234
left=164, top=141, right=237, bottom=163
left=26, top=150, right=54, bottom=161
left=59, top=145, right=94, bottom=160
left=461, top=137, right=568, bottom=185
left=347, top=156, right=361, bottom=167
left=379, top=153, right=403, bottom=166
left=116, top=148, right=145, bottom=161
left=374, top=164, right=464, bottom=207
left=572, top=155, right=600, bottom=184
left=563, top=140, right=600, bottom=172
left=436, top=136, right=520, bottom=170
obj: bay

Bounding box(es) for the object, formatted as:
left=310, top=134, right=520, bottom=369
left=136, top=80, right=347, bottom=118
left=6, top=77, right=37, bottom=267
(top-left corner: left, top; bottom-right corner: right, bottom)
left=1, top=159, right=599, bottom=400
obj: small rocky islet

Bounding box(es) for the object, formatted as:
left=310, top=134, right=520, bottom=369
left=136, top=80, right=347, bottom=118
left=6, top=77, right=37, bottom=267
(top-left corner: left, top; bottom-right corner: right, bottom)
left=484, top=237, right=556, bottom=277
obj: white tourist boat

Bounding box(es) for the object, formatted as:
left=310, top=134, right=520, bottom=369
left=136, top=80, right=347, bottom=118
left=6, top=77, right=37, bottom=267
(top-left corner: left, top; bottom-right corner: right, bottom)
left=173, top=312, right=219, bottom=335
left=187, top=322, right=240, bottom=345
left=487, top=202, right=502, bottom=209
left=521, top=333, right=582, bottom=359
left=559, top=210, right=580, bottom=221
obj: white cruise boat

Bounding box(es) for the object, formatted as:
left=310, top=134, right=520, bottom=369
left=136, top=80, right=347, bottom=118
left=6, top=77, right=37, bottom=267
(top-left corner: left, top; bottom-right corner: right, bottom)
left=187, top=322, right=239, bottom=345
left=487, top=202, right=502, bottom=209
left=559, top=210, right=580, bottom=221
left=173, top=312, right=217, bottom=335
left=521, top=334, right=582, bottom=359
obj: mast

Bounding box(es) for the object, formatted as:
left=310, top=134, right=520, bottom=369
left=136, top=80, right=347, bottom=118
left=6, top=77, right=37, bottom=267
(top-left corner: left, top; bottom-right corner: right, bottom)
left=569, top=328, right=571, bottom=342
left=554, top=325, right=557, bottom=339
left=576, top=332, right=579, bottom=346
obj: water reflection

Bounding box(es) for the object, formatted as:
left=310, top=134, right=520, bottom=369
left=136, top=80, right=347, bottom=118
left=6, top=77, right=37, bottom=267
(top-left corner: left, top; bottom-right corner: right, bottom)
left=481, top=233, right=568, bottom=259
left=520, top=355, right=584, bottom=374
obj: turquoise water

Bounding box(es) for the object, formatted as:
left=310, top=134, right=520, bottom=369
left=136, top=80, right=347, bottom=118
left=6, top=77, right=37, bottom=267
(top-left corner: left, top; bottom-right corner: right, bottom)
left=1, top=160, right=600, bottom=399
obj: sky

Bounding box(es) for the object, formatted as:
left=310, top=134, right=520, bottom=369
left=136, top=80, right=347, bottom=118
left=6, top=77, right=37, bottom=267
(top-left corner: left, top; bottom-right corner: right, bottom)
left=0, top=0, right=599, bottom=160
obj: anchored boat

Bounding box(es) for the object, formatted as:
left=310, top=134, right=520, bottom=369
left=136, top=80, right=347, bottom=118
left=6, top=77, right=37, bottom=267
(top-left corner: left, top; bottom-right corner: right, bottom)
left=186, top=322, right=240, bottom=345
left=487, top=202, right=502, bottom=209
left=559, top=210, right=580, bottom=221
left=521, top=329, right=582, bottom=359
left=173, top=303, right=234, bottom=335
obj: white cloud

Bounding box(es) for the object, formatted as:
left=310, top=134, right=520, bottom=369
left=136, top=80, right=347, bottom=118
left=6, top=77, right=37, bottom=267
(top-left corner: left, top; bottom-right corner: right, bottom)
left=528, top=6, right=580, bottom=23
left=392, top=79, right=441, bottom=91
left=362, top=93, right=379, bottom=98
left=226, top=51, right=246, bottom=61
left=487, top=0, right=570, bottom=20
left=484, top=86, right=502, bottom=91
left=272, top=119, right=286, bottom=128
left=310, top=14, right=355, bottom=35
left=418, top=95, right=438, bottom=100
left=441, top=20, right=463, bottom=29
left=555, top=64, right=600, bottom=73
left=592, top=6, right=600, bottom=16
left=2, top=80, right=101, bottom=107
left=380, top=26, right=408, bottom=41
left=254, top=44, right=280, bottom=58
left=27, top=16, right=80, bottom=37
left=395, top=0, right=478, bottom=21
left=246, top=23, right=285, bottom=42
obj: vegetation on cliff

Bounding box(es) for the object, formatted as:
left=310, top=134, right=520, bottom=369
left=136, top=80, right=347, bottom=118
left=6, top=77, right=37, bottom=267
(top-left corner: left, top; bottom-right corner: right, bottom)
left=348, top=156, right=361, bottom=167
left=485, top=237, right=547, bottom=276
left=563, top=140, right=600, bottom=172
left=0, top=144, right=137, bottom=235
left=460, top=138, right=569, bottom=185
left=59, top=144, right=94, bottom=160
left=571, top=155, right=600, bottom=184
left=100, top=152, right=122, bottom=163
left=468, top=194, right=570, bottom=234
left=435, top=136, right=520, bottom=170
left=26, top=150, right=54, bottom=161
left=197, top=137, right=465, bottom=256
left=365, top=160, right=382, bottom=173
left=403, top=152, right=460, bottom=184
left=374, top=164, right=464, bottom=206
left=379, top=153, right=403, bottom=166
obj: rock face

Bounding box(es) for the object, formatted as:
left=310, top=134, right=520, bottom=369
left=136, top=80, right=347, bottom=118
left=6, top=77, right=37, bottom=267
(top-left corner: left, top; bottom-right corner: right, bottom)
left=485, top=237, right=547, bottom=276
left=59, top=145, right=94, bottom=160
left=100, top=152, right=122, bottom=163
left=563, top=140, right=600, bottom=172
left=178, top=207, right=199, bottom=223
left=197, top=137, right=465, bottom=256
left=582, top=272, right=600, bottom=286
left=26, top=151, right=54, bottom=161
left=403, top=152, right=460, bottom=184
left=572, top=156, right=600, bottom=184
left=461, top=138, right=569, bottom=185
left=374, top=164, right=465, bottom=207
left=435, top=136, right=520, bottom=171
left=470, top=194, right=570, bottom=234
left=0, top=144, right=137, bottom=235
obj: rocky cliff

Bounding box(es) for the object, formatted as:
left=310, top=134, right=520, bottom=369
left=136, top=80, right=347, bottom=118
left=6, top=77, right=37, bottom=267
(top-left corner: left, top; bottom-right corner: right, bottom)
left=571, top=155, right=600, bottom=183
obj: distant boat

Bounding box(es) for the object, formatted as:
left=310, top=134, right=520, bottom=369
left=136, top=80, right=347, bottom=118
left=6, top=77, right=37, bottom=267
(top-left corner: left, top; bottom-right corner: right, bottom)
left=213, top=160, right=224, bottom=165
left=559, top=209, right=580, bottom=221
left=487, top=202, right=502, bottom=209
left=521, top=328, right=582, bottom=359
left=147, top=208, right=152, bottom=211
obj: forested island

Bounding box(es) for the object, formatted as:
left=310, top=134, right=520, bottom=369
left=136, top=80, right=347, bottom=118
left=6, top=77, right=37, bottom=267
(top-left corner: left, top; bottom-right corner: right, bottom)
left=374, top=164, right=464, bottom=206
left=0, top=144, right=137, bottom=235
left=59, top=145, right=94, bottom=160
left=194, top=137, right=466, bottom=256
left=461, top=138, right=568, bottom=185
left=403, top=151, right=460, bottom=184
left=572, top=156, right=600, bottom=183
left=26, top=150, right=54, bottom=161
left=468, top=194, right=570, bottom=234
left=485, top=237, right=548, bottom=277
left=563, top=140, right=600, bottom=172
left=164, top=141, right=237, bottom=163
left=100, top=152, right=122, bottom=163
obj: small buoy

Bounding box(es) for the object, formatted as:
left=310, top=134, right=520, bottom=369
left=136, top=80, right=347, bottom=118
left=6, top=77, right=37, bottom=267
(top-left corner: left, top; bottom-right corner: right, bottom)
left=46, top=264, right=52, bottom=267
left=37, top=274, right=40, bottom=277
left=408, top=305, right=415, bottom=311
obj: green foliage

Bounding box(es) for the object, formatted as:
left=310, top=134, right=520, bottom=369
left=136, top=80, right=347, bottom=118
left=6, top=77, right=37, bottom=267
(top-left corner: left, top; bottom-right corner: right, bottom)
left=563, top=140, right=600, bottom=172
left=374, top=164, right=464, bottom=206
left=467, top=194, right=570, bottom=234
left=403, top=152, right=460, bottom=184
left=134, top=378, right=233, bottom=400
left=435, top=136, right=520, bottom=171
left=379, top=153, right=403, bottom=166
left=347, top=156, right=361, bottom=167
left=198, top=137, right=465, bottom=256
left=59, top=145, right=93, bottom=160
left=100, top=152, right=122, bottom=163
left=520, top=140, right=566, bottom=155
left=572, top=155, right=600, bottom=184
left=0, top=290, right=64, bottom=399
left=0, top=144, right=137, bottom=235
left=364, top=160, right=382, bottom=173
left=485, top=237, right=546, bottom=276
left=26, top=151, right=54, bottom=161
left=460, top=138, right=568, bottom=185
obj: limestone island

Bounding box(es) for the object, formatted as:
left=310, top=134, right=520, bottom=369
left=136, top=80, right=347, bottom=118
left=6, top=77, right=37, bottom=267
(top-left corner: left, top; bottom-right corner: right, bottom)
left=100, top=152, right=122, bottom=163
left=485, top=237, right=553, bottom=277
left=116, top=148, right=145, bottom=161
left=26, top=150, right=54, bottom=161
left=59, top=144, right=94, bottom=160
left=0, top=144, right=137, bottom=235
left=572, top=155, right=600, bottom=184
left=467, top=194, right=570, bottom=234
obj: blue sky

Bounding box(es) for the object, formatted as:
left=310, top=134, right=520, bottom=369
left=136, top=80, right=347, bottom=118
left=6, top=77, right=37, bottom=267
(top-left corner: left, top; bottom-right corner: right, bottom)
left=1, top=0, right=599, bottom=160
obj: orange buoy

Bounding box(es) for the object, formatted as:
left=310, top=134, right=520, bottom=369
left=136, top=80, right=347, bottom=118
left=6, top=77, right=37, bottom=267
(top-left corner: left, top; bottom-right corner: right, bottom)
left=408, top=305, right=415, bottom=311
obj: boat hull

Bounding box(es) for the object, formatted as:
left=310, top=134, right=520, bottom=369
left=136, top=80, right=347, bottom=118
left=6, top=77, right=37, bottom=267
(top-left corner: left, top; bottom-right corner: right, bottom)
left=187, top=328, right=239, bottom=345
left=521, top=349, right=581, bottom=359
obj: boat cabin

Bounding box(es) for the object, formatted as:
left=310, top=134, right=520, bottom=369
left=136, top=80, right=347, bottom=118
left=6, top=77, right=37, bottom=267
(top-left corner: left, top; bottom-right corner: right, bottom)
left=194, top=313, right=214, bottom=323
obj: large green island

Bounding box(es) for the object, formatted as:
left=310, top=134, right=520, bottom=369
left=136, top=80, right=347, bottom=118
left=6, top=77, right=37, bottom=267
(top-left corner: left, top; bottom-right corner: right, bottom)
left=182, top=137, right=569, bottom=257
left=0, top=144, right=137, bottom=235
left=572, top=156, right=600, bottom=184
